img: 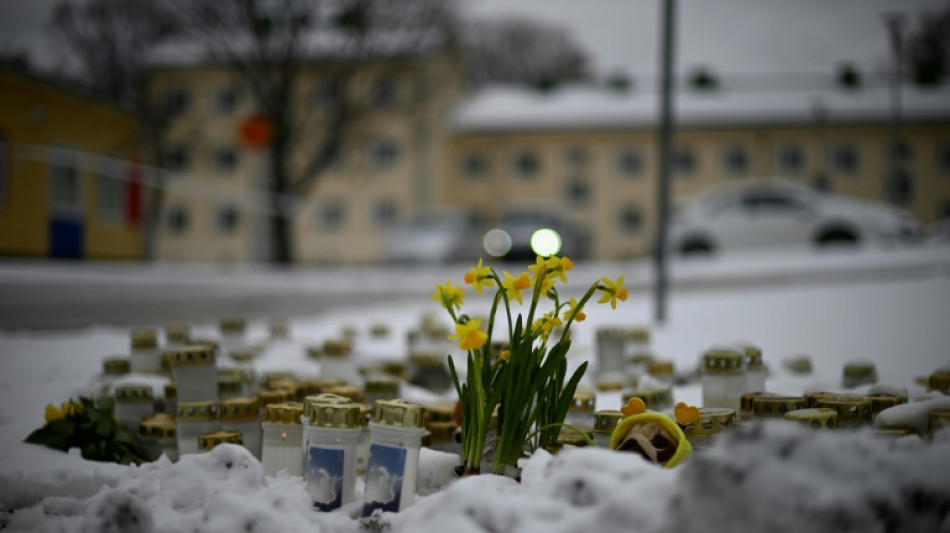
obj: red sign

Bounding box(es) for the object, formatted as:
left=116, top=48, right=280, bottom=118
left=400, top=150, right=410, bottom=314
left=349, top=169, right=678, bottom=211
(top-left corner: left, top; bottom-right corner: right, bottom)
left=238, top=113, right=274, bottom=149
left=126, top=161, right=142, bottom=227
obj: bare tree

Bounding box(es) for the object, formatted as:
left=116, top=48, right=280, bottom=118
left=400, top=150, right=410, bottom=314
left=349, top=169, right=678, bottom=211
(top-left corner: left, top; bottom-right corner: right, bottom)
left=167, top=0, right=458, bottom=264
left=459, top=16, right=590, bottom=89
left=905, top=7, right=950, bottom=86
left=48, top=0, right=181, bottom=262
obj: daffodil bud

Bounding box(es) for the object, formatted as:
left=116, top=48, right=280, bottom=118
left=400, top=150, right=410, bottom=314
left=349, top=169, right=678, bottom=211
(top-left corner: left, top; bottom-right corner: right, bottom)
left=458, top=314, right=470, bottom=325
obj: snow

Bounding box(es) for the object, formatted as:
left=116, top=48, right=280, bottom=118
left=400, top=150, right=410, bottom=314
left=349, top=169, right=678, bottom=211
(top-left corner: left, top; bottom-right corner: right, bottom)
left=1, top=247, right=950, bottom=532
left=451, top=83, right=950, bottom=132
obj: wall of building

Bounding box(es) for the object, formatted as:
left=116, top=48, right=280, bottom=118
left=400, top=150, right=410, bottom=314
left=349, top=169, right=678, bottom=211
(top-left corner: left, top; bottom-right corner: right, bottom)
left=0, top=69, right=143, bottom=260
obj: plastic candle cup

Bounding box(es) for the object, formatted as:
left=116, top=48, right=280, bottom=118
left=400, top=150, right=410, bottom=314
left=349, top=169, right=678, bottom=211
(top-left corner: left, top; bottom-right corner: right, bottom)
left=362, top=400, right=426, bottom=516
left=304, top=401, right=362, bottom=511
left=175, top=401, right=219, bottom=456
left=260, top=402, right=305, bottom=477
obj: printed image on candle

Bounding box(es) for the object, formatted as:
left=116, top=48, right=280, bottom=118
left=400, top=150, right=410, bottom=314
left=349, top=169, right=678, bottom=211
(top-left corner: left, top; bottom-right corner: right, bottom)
left=362, top=444, right=406, bottom=516
left=307, top=447, right=344, bottom=512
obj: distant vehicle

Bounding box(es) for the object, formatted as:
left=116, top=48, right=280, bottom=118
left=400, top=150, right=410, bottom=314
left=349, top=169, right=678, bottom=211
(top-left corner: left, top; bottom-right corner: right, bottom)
left=381, top=210, right=484, bottom=264
left=930, top=218, right=950, bottom=246
left=489, top=208, right=591, bottom=262
left=663, top=178, right=925, bottom=257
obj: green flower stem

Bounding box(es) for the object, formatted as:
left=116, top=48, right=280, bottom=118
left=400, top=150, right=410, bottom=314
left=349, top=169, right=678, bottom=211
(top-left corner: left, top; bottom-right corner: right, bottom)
left=525, top=422, right=596, bottom=448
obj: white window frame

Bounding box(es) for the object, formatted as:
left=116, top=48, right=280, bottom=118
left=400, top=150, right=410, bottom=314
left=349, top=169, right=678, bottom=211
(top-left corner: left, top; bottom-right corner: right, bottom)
left=95, top=156, right=125, bottom=225
left=48, top=146, right=84, bottom=218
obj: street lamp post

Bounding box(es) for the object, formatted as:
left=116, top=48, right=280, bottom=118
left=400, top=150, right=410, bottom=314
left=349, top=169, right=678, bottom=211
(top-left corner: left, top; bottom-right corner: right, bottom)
left=653, top=0, right=677, bottom=325
left=882, top=11, right=907, bottom=203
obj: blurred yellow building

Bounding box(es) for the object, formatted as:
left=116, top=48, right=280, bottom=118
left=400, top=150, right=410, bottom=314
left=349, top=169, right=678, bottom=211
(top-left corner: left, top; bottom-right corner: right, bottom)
left=0, top=66, right=144, bottom=259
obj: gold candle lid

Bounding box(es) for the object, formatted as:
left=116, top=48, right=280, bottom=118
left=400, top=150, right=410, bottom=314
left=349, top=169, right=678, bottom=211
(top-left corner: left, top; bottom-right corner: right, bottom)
left=103, top=357, right=130, bottom=375
left=596, top=378, right=625, bottom=391
left=115, top=385, right=154, bottom=403
left=373, top=399, right=426, bottom=429
left=647, top=360, right=675, bottom=378
left=621, top=387, right=673, bottom=410
left=569, top=391, right=596, bottom=412
left=928, top=372, right=950, bottom=393
left=409, top=352, right=445, bottom=368
left=198, top=431, right=243, bottom=450
left=628, top=327, right=650, bottom=343
left=220, top=397, right=260, bottom=422
left=596, top=327, right=629, bottom=340
left=322, top=339, right=352, bottom=357
left=160, top=351, right=177, bottom=373
left=869, top=395, right=906, bottom=416
left=425, top=421, right=458, bottom=441
left=164, top=382, right=177, bottom=398
left=592, top=410, right=624, bottom=433
left=229, top=349, right=257, bottom=363
left=264, top=402, right=304, bottom=424
left=785, top=407, right=838, bottom=429
left=219, top=318, right=246, bottom=333
left=365, top=377, right=401, bottom=395
left=303, top=393, right=351, bottom=418
left=804, top=391, right=836, bottom=408
left=324, top=386, right=363, bottom=403
left=269, top=319, right=289, bottom=339
left=358, top=403, right=373, bottom=426
left=683, top=407, right=738, bottom=437
left=165, top=323, right=190, bottom=344
left=140, top=415, right=176, bottom=439
left=702, top=349, right=744, bottom=375
left=131, top=329, right=158, bottom=349
left=259, top=389, right=296, bottom=406
left=741, top=392, right=779, bottom=414
left=814, top=395, right=872, bottom=426
left=423, top=402, right=456, bottom=424
left=782, top=355, right=813, bottom=375
left=370, top=324, right=390, bottom=338
left=189, top=338, right=220, bottom=354
left=176, top=401, right=218, bottom=421
left=743, top=346, right=763, bottom=370
left=306, top=345, right=323, bottom=360
left=308, top=402, right=362, bottom=429
left=928, top=409, right=950, bottom=434
left=843, top=361, right=877, bottom=378
left=752, top=396, right=808, bottom=418
left=173, top=345, right=216, bottom=367
left=628, top=352, right=655, bottom=366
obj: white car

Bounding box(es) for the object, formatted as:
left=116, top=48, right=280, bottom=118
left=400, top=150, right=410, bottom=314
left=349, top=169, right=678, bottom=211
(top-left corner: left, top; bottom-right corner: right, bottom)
left=665, top=178, right=925, bottom=256
left=381, top=210, right=484, bottom=264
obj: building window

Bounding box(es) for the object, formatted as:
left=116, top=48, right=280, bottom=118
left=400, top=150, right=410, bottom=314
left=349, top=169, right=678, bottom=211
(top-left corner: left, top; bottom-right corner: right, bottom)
left=937, top=141, right=950, bottom=174
left=372, top=199, right=397, bottom=226
left=369, top=75, right=397, bottom=109
left=161, top=86, right=190, bottom=118
left=887, top=138, right=913, bottom=163
left=565, top=147, right=588, bottom=167
left=49, top=157, right=82, bottom=215
left=163, top=146, right=189, bottom=172
left=322, top=140, right=344, bottom=170
left=311, top=78, right=342, bottom=109
left=936, top=199, right=950, bottom=220
left=369, top=139, right=399, bottom=171
left=216, top=204, right=241, bottom=234
left=884, top=169, right=913, bottom=206
left=513, top=150, right=540, bottom=178
left=616, top=148, right=643, bottom=177
left=830, top=143, right=859, bottom=174
left=673, top=147, right=696, bottom=177
left=96, top=161, right=124, bottom=224
left=722, top=145, right=749, bottom=176
left=0, top=132, right=8, bottom=207
left=565, top=177, right=590, bottom=207
left=316, top=201, right=346, bottom=230
left=212, top=83, right=240, bottom=115
left=618, top=204, right=643, bottom=234
left=166, top=205, right=189, bottom=234
left=461, top=152, right=488, bottom=179
left=212, top=146, right=238, bottom=173
left=776, top=144, right=804, bottom=175
left=812, top=173, right=832, bottom=193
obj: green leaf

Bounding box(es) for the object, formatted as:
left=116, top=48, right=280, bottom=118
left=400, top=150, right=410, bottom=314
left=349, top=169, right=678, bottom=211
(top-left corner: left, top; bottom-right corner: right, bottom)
left=95, top=396, right=115, bottom=414
left=95, top=416, right=112, bottom=438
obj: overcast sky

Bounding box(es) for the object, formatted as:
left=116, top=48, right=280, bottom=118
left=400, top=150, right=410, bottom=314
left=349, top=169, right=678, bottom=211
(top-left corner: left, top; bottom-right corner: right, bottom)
left=1, top=0, right=947, bottom=77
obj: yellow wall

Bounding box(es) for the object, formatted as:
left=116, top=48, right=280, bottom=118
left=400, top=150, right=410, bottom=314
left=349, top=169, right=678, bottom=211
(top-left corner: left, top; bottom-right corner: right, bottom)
left=0, top=69, right=143, bottom=259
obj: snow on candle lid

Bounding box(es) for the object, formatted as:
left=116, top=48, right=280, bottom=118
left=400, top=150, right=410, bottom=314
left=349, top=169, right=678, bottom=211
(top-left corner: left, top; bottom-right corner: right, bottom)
left=929, top=371, right=950, bottom=393
left=593, top=410, right=624, bottom=433
left=814, top=395, right=873, bottom=426
left=702, top=349, right=744, bottom=374
left=264, top=402, right=304, bottom=424
left=742, top=345, right=763, bottom=369
left=102, top=357, right=130, bottom=375
left=308, top=402, right=361, bottom=429
left=199, top=431, right=243, bottom=451
left=784, top=408, right=838, bottom=430
left=176, top=401, right=218, bottom=421
left=165, top=323, right=190, bottom=343
left=374, top=399, right=426, bottom=428
left=220, top=397, right=260, bottom=422
left=130, top=329, right=158, bottom=349
left=218, top=318, right=246, bottom=333
left=115, top=384, right=154, bottom=403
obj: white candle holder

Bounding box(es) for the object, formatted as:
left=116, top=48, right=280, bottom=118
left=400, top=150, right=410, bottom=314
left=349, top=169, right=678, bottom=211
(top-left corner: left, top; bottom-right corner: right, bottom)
left=129, top=329, right=161, bottom=374
left=220, top=397, right=262, bottom=459
left=305, top=402, right=362, bottom=511
left=702, top=349, right=747, bottom=412
left=114, top=384, right=155, bottom=434
left=175, top=401, right=219, bottom=456
left=362, top=400, right=426, bottom=516
left=171, top=345, right=218, bottom=404
left=260, top=402, right=304, bottom=477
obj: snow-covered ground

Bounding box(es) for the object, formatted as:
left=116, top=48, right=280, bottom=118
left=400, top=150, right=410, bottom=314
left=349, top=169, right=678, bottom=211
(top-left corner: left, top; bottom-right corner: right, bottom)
left=1, top=246, right=949, bottom=532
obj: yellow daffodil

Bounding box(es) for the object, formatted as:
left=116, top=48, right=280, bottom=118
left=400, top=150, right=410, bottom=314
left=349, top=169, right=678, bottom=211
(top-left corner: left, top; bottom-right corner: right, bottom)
left=596, top=275, right=628, bottom=309
left=499, top=349, right=510, bottom=361
left=450, top=317, right=488, bottom=351
left=546, top=256, right=574, bottom=283
left=621, top=397, right=647, bottom=417
left=432, top=279, right=465, bottom=311
left=531, top=311, right=563, bottom=341
left=464, top=258, right=495, bottom=296
left=500, top=270, right=531, bottom=305
left=562, top=297, right=586, bottom=322
left=44, top=400, right=83, bottom=424
left=44, top=403, right=64, bottom=423
left=527, top=256, right=556, bottom=294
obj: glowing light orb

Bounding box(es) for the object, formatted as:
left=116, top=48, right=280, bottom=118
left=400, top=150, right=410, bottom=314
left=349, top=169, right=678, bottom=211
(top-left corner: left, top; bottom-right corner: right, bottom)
left=530, top=228, right=562, bottom=257
left=483, top=229, right=513, bottom=257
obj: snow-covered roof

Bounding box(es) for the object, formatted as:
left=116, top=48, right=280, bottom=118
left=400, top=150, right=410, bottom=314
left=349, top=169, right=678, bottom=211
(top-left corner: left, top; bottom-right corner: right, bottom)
left=451, top=83, right=950, bottom=132
left=146, top=29, right=446, bottom=70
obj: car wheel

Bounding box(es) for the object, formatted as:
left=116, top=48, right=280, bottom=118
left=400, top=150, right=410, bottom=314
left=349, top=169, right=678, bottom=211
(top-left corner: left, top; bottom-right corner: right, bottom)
left=815, top=228, right=860, bottom=248
left=679, top=239, right=714, bottom=257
